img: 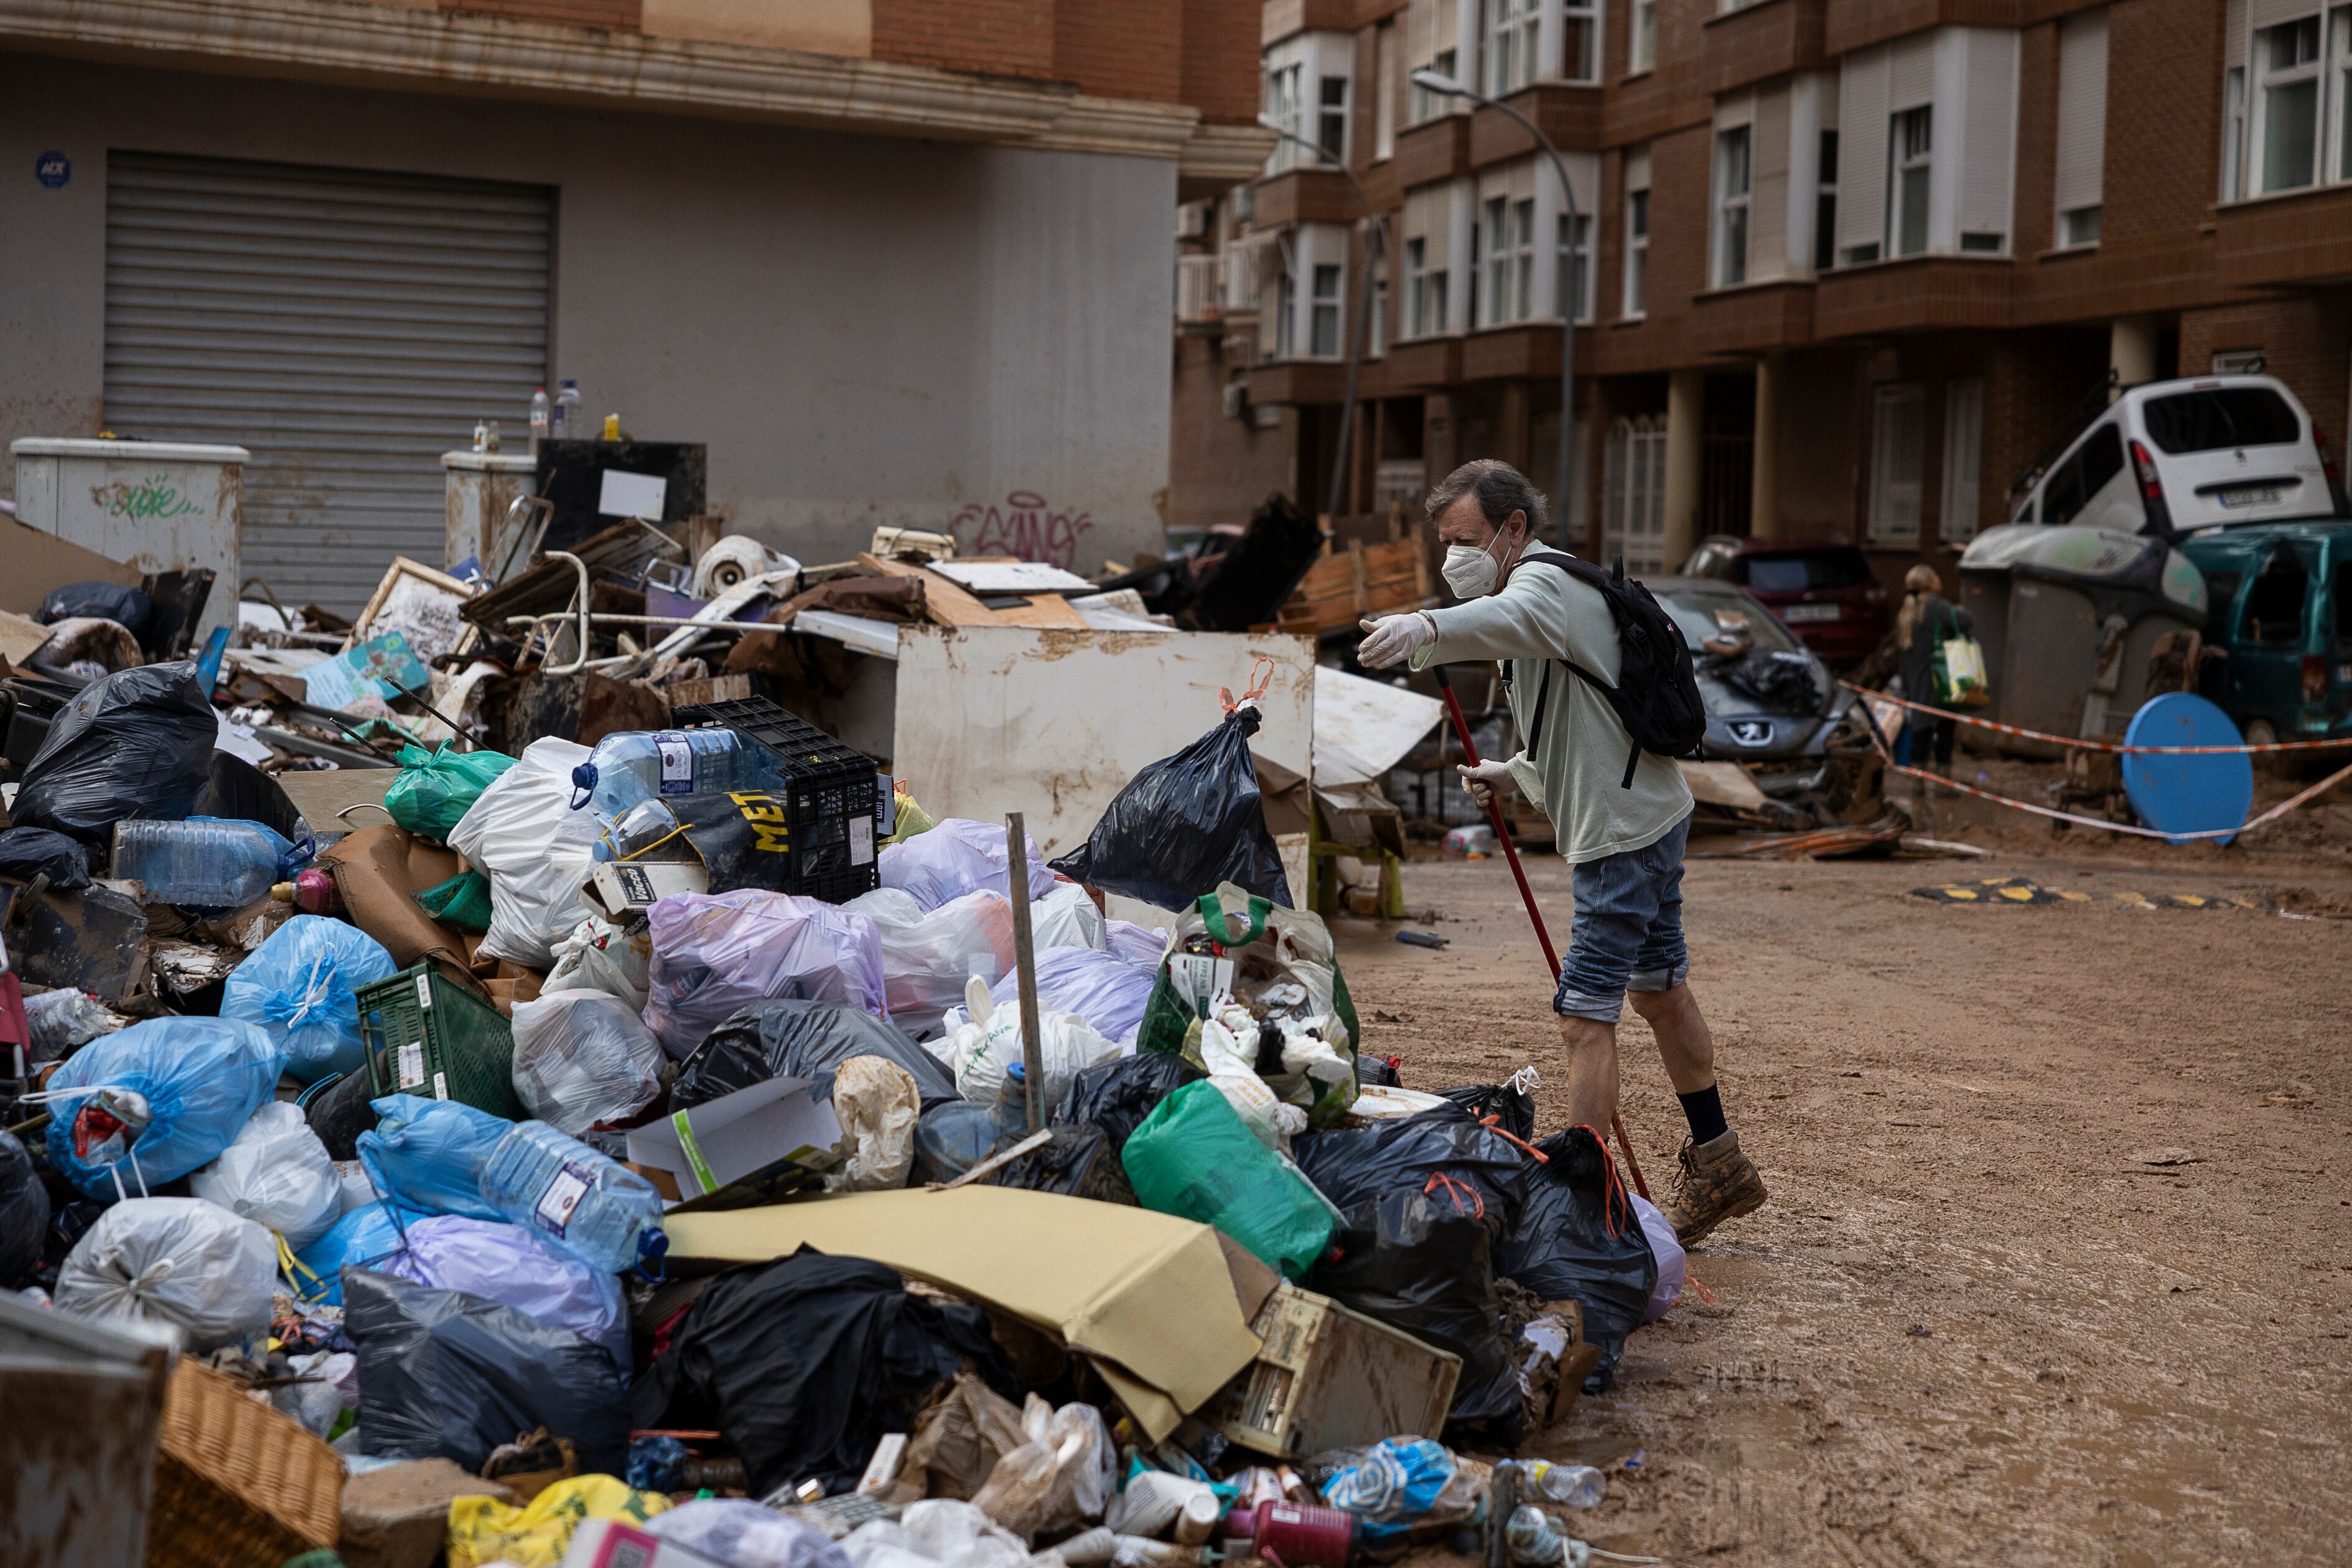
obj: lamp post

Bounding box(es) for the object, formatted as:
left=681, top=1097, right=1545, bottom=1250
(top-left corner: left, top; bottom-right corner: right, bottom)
left=1256, top=113, right=1384, bottom=522
left=1409, top=69, right=1580, bottom=553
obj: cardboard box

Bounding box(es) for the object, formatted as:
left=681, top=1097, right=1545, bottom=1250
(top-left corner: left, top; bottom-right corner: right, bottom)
left=586, top=860, right=709, bottom=921
left=625, top=1075, right=842, bottom=1202
left=0, top=515, right=146, bottom=619
left=663, top=1185, right=1264, bottom=1439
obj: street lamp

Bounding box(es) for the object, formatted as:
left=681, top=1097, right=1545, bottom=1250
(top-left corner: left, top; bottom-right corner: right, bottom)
left=1409, top=69, right=1580, bottom=552
left=1255, top=113, right=1384, bottom=523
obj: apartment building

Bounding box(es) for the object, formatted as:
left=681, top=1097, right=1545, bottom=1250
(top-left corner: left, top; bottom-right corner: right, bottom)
left=1, top=0, right=1263, bottom=607
left=1170, top=0, right=2352, bottom=590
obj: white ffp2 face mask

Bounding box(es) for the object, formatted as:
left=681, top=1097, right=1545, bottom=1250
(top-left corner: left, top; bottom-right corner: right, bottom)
left=1442, top=539, right=1503, bottom=598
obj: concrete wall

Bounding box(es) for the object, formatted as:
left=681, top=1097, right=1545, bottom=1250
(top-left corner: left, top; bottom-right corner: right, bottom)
left=0, top=52, right=1174, bottom=572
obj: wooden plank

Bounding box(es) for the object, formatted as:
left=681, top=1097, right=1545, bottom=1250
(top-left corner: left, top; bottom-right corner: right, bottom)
left=855, top=553, right=1086, bottom=628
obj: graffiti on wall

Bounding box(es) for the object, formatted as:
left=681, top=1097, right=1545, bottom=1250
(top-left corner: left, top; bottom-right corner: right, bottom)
left=954, top=490, right=1094, bottom=571
left=90, top=474, right=205, bottom=521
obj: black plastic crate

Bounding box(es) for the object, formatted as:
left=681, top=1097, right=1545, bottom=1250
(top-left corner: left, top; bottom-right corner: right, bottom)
left=674, top=696, right=884, bottom=900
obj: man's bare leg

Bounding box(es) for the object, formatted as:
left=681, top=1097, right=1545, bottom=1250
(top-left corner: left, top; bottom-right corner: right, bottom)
left=1554, top=1013, right=1620, bottom=1134
left=1629, top=982, right=1715, bottom=1095
left=1625, top=981, right=1768, bottom=1243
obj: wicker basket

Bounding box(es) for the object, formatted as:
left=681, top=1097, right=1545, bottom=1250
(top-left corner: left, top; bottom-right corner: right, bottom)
left=146, top=1360, right=345, bottom=1568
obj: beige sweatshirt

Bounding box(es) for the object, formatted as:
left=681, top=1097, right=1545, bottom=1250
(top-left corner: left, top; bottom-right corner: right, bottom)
left=1412, top=555, right=1692, bottom=864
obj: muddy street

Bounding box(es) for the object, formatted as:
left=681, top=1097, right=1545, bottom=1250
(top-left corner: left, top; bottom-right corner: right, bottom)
left=1338, top=845, right=2352, bottom=1566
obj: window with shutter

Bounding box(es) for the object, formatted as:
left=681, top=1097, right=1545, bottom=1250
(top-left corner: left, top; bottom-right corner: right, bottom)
left=2055, top=9, right=2109, bottom=247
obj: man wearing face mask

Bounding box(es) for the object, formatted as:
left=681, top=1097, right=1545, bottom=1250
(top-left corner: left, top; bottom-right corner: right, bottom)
left=1356, top=459, right=1768, bottom=1244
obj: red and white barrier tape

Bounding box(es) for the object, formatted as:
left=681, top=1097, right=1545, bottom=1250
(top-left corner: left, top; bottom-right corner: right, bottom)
left=1840, top=683, right=2352, bottom=754
left=1858, top=717, right=2352, bottom=841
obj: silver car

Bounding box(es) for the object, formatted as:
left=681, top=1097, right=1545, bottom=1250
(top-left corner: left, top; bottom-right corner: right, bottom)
left=1643, top=576, right=1858, bottom=782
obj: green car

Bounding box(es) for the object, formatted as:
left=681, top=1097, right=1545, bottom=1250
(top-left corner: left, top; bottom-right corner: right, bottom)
left=2176, top=519, right=2352, bottom=744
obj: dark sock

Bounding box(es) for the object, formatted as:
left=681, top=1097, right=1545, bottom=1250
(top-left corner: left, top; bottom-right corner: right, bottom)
left=1678, top=1084, right=1729, bottom=1146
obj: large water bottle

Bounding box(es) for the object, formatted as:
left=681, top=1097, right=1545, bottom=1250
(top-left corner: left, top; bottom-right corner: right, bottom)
left=111, top=818, right=299, bottom=908
left=569, top=729, right=780, bottom=818
left=479, top=1120, right=666, bottom=1274
left=589, top=798, right=700, bottom=864
left=554, top=379, right=583, bottom=441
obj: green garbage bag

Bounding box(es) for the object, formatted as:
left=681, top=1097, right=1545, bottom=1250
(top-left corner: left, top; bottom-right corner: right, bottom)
left=383, top=744, right=516, bottom=842
left=1121, top=1079, right=1333, bottom=1279
left=415, top=870, right=494, bottom=932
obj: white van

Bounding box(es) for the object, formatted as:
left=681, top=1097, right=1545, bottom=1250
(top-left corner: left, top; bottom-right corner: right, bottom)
left=2010, top=373, right=2349, bottom=536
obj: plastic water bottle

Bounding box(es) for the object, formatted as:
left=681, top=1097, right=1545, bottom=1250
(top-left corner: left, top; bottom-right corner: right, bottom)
left=992, top=1062, right=1031, bottom=1142
left=590, top=798, right=701, bottom=863
left=554, top=380, right=582, bottom=441
left=529, top=386, right=551, bottom=453
left=111, top=818, right=296, bottom=908
left=479, top=1120, right=666, bottom=1274
left=569, top=729, right=781, bottom=817
left=1508, top=1460, right=1606, bottom=1509
left=1506, top=1506, right=1577, bottom=1566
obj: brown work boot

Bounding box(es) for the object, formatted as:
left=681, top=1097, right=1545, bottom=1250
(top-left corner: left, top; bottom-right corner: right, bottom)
left=1660, top=1129, right=1768, bottom=1245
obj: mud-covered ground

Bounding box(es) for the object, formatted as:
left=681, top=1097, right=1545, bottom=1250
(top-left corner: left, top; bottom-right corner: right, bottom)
left=1336, top=783, right=2352, bottom=1566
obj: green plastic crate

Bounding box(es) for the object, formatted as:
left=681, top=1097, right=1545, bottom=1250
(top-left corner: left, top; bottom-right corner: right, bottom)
left=357, top=963, right=525, bottom=1120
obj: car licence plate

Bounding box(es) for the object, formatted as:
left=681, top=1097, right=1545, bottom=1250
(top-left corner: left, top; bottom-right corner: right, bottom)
left=2216, top=485, right=2283, bottom=508
left=1782, top=604, right=1841, bottom=623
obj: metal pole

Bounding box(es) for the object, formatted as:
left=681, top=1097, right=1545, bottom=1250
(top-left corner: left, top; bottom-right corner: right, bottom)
left=1257, top=116, right=1381, bottom=520
left=1412, top=77, right=1579, bottom=551
left=1004, top=812, right=1047, bottom=1130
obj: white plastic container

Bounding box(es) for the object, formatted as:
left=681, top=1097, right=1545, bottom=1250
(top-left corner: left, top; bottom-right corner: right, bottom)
left=10, top=438, right=247, bottom=645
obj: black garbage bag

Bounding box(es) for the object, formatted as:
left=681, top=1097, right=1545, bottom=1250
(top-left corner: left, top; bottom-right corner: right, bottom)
left=1048, top=1052, right=1203, bottom=1157
left=1290, top=1105, right=1532, bottom=1238
left=344, top=1267, right=630, bottom=1474
left=1309, top=1189, right=1523, bottom=1448
left=1703, top=648, right=1821, bottom=714
left=0, top=826, right=91, bottom=890
left=1048, top=705, right=1291, bottom=912
left=0, top=1129, right=50, bottom=1288
left=1437, top=1082, right=1534, bottom=1142
left=1496, top=1126, right=1657, bottom=1389
left=305, top=1070, right=383, bottom=1162
left=632, top=1245, right=1011, bottom=1498
left=39, top=581, right=152, bottom=638
left=10, top=662, right=217, bottom=844
left=984, top=1123, right=1135, bottom=1205
left=1355, top=1054, right=1402, bottom=1088
left=674, top=999, right=960, bottom=1113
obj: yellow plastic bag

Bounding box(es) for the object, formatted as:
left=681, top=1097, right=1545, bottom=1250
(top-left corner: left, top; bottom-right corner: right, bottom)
left=446, top=1475, right=672, bottom=1568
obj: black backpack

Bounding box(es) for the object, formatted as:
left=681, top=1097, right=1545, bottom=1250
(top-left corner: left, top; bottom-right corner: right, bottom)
left=1510, top=550, right=1707, bottom=788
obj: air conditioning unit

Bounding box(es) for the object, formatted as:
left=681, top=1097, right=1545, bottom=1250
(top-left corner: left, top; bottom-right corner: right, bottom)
left=1175, top=202, right=1209, bottom=240
left=1222, top=381, right=1250, bottom=421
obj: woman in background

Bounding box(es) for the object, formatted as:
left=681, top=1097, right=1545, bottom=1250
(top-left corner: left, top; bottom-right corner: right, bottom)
left=1897, top=564, right=1971, bottom=778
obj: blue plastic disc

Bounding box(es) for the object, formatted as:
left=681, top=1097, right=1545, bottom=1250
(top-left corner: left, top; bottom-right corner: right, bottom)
left=2121, top=693, right=2254, bottom=846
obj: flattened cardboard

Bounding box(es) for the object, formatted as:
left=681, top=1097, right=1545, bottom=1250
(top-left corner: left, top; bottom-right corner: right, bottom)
left=663, top=1187, right=1262, bottom=1426
left=0, top=516, right=144, bottom=617
left=626, top=1075, right=842, bottom=1200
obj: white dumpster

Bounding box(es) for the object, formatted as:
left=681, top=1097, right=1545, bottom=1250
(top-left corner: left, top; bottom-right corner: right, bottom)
left=10, top=438, right=248, bottom=644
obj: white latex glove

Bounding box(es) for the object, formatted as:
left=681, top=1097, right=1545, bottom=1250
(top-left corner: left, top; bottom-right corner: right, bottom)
left=1356, top=612, right=1435, bottom=670
left=1457, top=758, right=1514, bottom=807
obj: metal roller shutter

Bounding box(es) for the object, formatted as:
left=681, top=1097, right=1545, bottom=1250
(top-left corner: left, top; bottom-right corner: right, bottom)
left=103, top=151, right=552, bottom=612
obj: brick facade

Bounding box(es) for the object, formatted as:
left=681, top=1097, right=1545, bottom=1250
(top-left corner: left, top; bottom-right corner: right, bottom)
left=1174, top=0, right=2352, bottom=581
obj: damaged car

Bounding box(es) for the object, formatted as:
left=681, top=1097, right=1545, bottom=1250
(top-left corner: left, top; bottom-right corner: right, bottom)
left=1644, top=576, right=1863, bottom=793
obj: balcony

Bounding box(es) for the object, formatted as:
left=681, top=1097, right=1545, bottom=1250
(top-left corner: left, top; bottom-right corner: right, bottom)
left=1467, top=83, right=1603, bottom=164
left=1381, top=336, right=1465, bottom=389
left=1691, top=279, right=1815, bottom=355
left=1460, top=322, right=1570, bottom=381
left=1701, top=0, right=1827, bottom=97
left=1253, top=168, right=1365, bottom=227
left=1247, top=359, right=1352, bottom=406
left=1813, top=254, right=2012, bottom=339
left=1261, top=0, right=1357, bottom=47
left=1393, top=113, right=1475, bottom=190
left=1177, top=255, right=1223, bottom=327
left=2213, top=184, right=2352, bottom=292
left=1824, top=0, right=2021, bottom=57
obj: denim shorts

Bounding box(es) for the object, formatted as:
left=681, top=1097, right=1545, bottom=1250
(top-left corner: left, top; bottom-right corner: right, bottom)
left=1554, top=816, right=1692, bottom=1022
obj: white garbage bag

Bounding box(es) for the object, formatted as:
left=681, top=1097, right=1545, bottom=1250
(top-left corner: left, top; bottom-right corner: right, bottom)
left=849, top=887, right=1015, bottom=1038
left=334, top=1159, right=380, bottom=1217
left=54, top=1197, right=276, bottom=1348
left=447, top=737, right=599, bottom=967
left=940, top=978, right=1124, bottom=1109
left=510, top=991, right=667, bottom=1136
left=544, top=914, right=653, bottom=1012
left=827, top=1055, right=922, bottom=1192
left=650, top=1498, right=851, bottom=1568
left=1631, top=1192, right=1687, bottom=1321
left=188, top=1100, right=343, bottom=1249
left=1030, top=884, right=1106, bottom=952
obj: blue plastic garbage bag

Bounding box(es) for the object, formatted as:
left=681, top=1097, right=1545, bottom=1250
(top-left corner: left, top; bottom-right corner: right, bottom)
left=221, top=915, right=399, bottom=1085
left=987, top=945, right=1157, bottom=1045
left=1320, top=1438, right=1460, bottom=1544
left=355, top=1095, right=511, bottom=1222
left=292, top=1200, right=418, bottom=1307
left=37, top=1017, right=284, bottom=1200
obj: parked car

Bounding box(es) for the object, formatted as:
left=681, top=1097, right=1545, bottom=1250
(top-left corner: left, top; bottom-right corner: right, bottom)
left=2175, top=518, right=2352, bottom=744
left=1677, top=536, right=1890, bottom=665
left=2011, top=373, right=2351, bottom=537
left=1643, top=576, right=1857, bottom=782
